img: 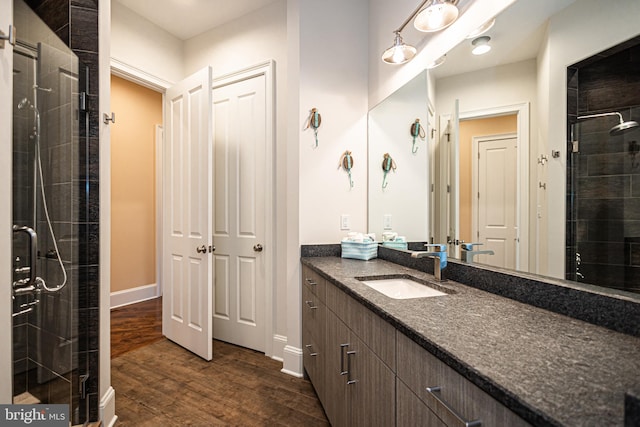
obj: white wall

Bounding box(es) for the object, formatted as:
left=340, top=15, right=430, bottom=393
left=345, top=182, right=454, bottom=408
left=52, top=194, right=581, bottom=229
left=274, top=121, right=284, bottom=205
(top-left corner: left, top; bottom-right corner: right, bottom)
left=540, top=0, right=640, bottom=278
left=111, top=1, right=184, bottom=84
left=368, top=71, right=430, bottom=241
left=297, top=0, right=369, bottom=245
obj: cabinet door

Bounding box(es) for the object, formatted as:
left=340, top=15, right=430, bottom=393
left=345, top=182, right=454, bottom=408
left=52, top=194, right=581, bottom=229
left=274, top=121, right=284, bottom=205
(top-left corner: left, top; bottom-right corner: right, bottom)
left=348, top=332, right=395, bottom=427
left=324, top=309, right=350, bottom=427
left=397, top=379, right=446, bottom=427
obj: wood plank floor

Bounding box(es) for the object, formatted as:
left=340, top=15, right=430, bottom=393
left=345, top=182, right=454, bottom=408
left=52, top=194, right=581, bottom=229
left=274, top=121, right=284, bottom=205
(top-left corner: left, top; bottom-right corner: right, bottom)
left=111, top=298, right=329, bottom=426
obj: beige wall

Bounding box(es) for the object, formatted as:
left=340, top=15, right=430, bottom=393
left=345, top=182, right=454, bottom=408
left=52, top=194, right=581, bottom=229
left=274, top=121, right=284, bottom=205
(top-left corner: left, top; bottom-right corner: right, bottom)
left=110, top=75, right=162, bottom=293
left=459, top=115, right=517, bottom=242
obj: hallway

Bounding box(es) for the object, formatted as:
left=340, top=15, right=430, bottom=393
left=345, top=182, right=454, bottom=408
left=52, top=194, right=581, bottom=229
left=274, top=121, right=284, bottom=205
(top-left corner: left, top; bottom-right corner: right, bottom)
left=111, top=298, right=328, bottom=426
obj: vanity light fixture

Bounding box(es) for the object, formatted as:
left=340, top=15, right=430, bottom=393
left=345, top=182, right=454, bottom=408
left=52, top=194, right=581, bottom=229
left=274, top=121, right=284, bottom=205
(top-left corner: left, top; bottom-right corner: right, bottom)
left=382, top=0, right=460, bottom=65
left=471, top=36, right=491, bottom=55
left=465, top=17, right=495, bottom=39
left=414, top=0, right=459, bottom=33
left=382, top=32, right=417, bottom=64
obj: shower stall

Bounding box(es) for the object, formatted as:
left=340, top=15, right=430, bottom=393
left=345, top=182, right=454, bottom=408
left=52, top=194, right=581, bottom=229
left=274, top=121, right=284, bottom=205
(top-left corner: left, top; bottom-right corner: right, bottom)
left=566, top=36, right=640, bottom=294
left=11, top=0, right=90, bottom=423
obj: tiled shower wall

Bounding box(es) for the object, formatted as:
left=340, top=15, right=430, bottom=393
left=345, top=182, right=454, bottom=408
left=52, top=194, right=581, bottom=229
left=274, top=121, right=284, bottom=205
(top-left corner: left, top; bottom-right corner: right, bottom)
left=567, top=36, right=640, bottom=294
left=24, top=0, right=100, bottom=421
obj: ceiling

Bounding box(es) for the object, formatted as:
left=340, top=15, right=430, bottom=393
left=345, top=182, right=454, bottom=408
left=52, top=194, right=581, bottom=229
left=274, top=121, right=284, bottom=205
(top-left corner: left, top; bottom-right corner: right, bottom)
left=114, top=0, right=279, bottom=40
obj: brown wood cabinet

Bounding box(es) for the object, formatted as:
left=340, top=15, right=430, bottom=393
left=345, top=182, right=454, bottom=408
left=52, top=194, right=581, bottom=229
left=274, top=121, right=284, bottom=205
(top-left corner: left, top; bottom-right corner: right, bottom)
left=397, top=332, right=531, bottom=427
left=302, top=263, right=530, bottom=427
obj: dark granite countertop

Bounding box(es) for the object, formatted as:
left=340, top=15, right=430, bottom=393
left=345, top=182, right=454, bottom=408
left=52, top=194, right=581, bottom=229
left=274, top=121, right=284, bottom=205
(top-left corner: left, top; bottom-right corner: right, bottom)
left=301, top=256, right=640, bottom=427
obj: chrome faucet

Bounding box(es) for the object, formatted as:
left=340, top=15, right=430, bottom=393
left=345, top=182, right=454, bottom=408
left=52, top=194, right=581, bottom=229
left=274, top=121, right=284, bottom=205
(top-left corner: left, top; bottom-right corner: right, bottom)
left=460, top=243, right=494, bottom=263
left=411, top=244, right=447, bottom=281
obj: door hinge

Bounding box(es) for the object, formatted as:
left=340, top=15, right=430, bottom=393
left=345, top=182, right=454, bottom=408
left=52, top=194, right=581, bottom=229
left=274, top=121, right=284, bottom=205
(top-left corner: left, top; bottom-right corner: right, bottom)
left=447, top=185, right=451, bottom=193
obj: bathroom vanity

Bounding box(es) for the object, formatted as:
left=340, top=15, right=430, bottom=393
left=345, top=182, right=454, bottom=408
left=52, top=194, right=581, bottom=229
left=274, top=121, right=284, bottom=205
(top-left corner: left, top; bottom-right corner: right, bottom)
left=301, top=252, right=640, bottom=426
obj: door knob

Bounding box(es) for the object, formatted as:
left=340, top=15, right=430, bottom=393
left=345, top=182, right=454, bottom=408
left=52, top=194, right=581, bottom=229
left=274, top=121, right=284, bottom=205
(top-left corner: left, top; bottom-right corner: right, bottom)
left=253, top=244, right=263, bottom=252
left=196, top=245, right=207, bottom=253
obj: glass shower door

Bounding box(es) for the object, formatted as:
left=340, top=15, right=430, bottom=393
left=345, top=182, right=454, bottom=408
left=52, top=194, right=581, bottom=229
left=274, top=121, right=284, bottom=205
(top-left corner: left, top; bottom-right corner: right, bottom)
left=12, top=0, right=89, bottom=424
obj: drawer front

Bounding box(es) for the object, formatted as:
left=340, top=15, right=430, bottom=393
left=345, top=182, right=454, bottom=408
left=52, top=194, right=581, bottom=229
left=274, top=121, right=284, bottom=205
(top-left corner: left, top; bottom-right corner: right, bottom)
left=302, top=265, right=326, bottom=301
left=302, top=327, right=324, bottom=401
left=397, top=333, right=530, bottom=427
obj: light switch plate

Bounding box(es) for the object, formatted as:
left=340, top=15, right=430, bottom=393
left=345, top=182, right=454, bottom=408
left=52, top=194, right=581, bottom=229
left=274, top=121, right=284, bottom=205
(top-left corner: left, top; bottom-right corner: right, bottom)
left=383, top=214, right=392, bottom=230
left=340, top=214, right=351, bottom=230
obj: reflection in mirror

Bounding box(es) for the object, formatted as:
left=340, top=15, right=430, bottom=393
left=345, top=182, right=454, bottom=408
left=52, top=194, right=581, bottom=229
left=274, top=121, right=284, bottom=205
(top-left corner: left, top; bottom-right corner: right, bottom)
left=369, top=0, right=640, bottom=296
left=368, top=70, right=431, bottom=242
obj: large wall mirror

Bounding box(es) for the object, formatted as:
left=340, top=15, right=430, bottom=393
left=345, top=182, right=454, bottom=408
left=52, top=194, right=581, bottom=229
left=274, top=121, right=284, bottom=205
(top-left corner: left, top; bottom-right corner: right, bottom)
left=368, top=0, right=640, bottom=297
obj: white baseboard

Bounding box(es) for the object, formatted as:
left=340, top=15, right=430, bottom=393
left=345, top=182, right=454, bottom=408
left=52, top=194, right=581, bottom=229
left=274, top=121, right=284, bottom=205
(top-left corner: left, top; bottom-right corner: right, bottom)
left=100, top=386, right=117, bottom=427
left=271, top=334, right=287, bottom=362
left=281, top=345, right=303, bottom=378
left=110, top=283, right=159, bottom=309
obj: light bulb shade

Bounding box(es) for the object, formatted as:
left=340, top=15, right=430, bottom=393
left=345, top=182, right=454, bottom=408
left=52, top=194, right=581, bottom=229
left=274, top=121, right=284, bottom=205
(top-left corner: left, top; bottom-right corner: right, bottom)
left=466, top=17, right=496, bottom=39
left=471, top=36, right=491, bottom=55
left=414, top=0, right=459, bottom=33
left=382, top=33, right=417, bottom=64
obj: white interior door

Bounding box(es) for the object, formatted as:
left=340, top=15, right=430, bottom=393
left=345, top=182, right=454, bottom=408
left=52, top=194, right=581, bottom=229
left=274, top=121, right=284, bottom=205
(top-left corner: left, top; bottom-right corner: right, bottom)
left=212, top=74, right=266, bottom=352
left=474, top=134, right=517, bottom=269
left=162, top=67, right=213, bottom=360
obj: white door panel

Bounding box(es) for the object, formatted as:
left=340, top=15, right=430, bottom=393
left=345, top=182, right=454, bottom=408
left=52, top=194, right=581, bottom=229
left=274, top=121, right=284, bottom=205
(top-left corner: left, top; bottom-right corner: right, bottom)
left=475, top=135, right=517, bottom=269
left=212, top=74, right=266, bottom=352
left=162, top=67, right=213, bottom=361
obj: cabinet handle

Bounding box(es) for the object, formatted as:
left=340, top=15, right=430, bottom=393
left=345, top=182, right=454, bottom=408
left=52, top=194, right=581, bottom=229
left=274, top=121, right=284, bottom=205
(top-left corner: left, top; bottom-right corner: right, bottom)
left=305, top=300, right=318, bottom=310
left=346, top=350, right=357, bottom=385
left=305, top=277, right=318, bottom=286
left=426, top=386, right=482, bottom=427
left=340, top=343, right=349, bottom=375
left=305, top=344, right=318, bottom=357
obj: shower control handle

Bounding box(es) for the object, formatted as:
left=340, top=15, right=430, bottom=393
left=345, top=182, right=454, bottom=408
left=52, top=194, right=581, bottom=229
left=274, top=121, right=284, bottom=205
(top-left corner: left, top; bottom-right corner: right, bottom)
left=12, top=225, right=37, bottom=287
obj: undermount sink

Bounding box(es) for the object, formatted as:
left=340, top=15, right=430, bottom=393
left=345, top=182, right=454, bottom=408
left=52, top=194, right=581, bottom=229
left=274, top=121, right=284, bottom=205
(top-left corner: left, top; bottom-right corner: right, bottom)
left=356, top=275, right=449, bottom=299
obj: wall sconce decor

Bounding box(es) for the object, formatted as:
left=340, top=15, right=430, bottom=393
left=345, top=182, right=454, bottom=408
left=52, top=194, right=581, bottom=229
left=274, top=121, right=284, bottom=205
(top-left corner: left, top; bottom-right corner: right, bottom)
left=304, top=107, right=322, bottom=147
left=410, top=118, right=425, bottom=153
left=339, top=150, right=355, bottom=188
left=381, top=153, right=397, bottom=189
left=382, top=0, right=459, bottom=65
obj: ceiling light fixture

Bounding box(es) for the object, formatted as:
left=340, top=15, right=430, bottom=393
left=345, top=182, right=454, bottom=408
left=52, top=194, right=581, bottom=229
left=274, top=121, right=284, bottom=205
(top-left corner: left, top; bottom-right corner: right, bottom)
left=382, top=32, right=417, bottom=64
left=471, top=36, right=491, bottom=55
left=414, top=0, right=459, bottom=33
left=465, top=17, right=495, bottom=39
left=381, top=0, right=460, bottom=65
left=426, top=55, right=446, bottom=69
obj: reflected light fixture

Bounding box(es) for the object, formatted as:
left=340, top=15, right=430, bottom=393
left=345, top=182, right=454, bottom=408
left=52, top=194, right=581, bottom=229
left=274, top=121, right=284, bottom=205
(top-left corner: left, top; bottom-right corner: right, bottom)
left=466, top=17, right=495, bottom=39
left=414, top=0, right=459, bottom=33
left=382, top=31, right=417, bottom=64
left=381, top=0, right=461, bottom=65
left=471, top=36, right=491, bottom=55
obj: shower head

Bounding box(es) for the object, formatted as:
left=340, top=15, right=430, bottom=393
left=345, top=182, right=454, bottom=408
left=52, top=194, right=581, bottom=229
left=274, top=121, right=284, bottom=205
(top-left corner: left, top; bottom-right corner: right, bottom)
left=577, top=112, right=639, bottom=136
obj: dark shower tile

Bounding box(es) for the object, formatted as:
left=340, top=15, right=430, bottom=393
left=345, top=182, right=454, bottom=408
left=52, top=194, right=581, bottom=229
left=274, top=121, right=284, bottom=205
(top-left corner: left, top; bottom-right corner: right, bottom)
left=624, top=198, right=640, bottom=220
left=13, top=359, right=28, bottom=396
left=577, top=175, right=630, bottom=199
left=48, top=373, right=71, bottom=405
left=633, top=177, right=640, bottom=197
left=86, top=308, right=99, bottom=351
left=70, top=6, right=98, bottom=53
left=85, top=351, right=99, bottom=396
left=577, top=198, right=625, bottom=220
left=85, top=265, right=100, bottom=309
left=13, top=324, right=28, bottom=361
left=49, top=182, right=73, bottom=222
left=579, top=263, right=626, bottom=289
left=71, top=0, right=98, bottom=9
left=54, top=25, right=70, bottom=47
left=587, top=152, right=626, bottom=176
left=50, top=143, right=73, bottom=185
left=579, top=241, right=627, bottom=266
left=78, top=223, right=99, bottom=265
left=30, top=0, right=70, bottom=35
left=73, top=180, right=99, bottom=223
left=27, top=361, right=49, bottom=403
left=630, top=244, right=640, bottom=266
left=576, top=130, right=625, bottom=155
left=567, top=67, right=579, bottom=90
left=78, top=56, right=99, bottom=96
left=567, top=88, right=578, bottom=115
left=588, top=220, right=625, bottom=242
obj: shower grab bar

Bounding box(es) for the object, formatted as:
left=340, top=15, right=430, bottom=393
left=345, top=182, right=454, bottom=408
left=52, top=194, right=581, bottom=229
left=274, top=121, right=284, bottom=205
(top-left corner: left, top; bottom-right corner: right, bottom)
left=12, top=225, right=37, bottom=287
